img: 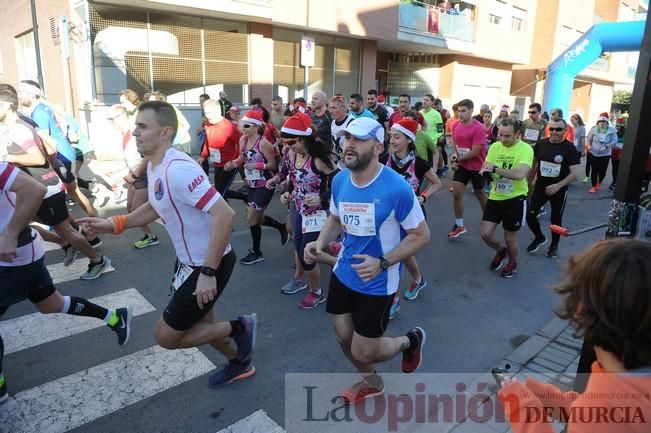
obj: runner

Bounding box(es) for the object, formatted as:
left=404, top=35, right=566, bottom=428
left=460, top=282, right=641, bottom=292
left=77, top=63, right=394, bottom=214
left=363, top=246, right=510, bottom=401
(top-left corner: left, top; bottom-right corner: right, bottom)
left=448, top=99, right=488, bottom=238
left=525, top=118, right=580, bottom=258
left=78, top=100, right=258, bottom=387
left=329, top=95, right=354, bottom=167
left=478, top=118, right=533, bottom=278
left=304, top=117, right=430, bottom=404
left=586, top=114, right=617, bottom=193
left=310, top=91, right=332, bottom=148
left=2, top=85, right=112, bottom=279
left=419, top=94, right=444, bottom=167
left=348, top=94, right=374, bottom=120
left=0, top=163, right=132, bottom=403
left=366, top=89, right=389, bottom=131
left=266, top=113, right=338, bottom=309
left=107, top=104, right=158, bottom=249
left=388, top=94, right=426, bottom=129
left=383, top=118, right=441, bottom=318
left=520, top=102, right=546, bottom=147
left=224, top=110, right=288, bottom=265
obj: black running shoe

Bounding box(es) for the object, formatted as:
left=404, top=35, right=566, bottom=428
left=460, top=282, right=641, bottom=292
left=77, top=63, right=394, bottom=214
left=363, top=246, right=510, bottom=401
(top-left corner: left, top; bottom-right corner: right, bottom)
left=240, top=249, right=263, bottom=265
left=108, top=306, right=133, bottom=346
left=526, top=236, right=547, bottom=253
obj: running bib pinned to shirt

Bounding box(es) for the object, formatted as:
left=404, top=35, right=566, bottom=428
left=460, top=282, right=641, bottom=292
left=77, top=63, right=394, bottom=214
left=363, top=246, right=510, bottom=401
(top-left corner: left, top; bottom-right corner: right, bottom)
left=302, top=210, right=327, bottom=233
left=494, top=178, right=514, bottom=194
left=170, top=262, right=194, bottom=294
left=540, top=161, right=561, bottom=178
left=340, top=202, right=376, bottom=236
left=245, top=168, right=262, bottom=181
left=524, top=129, right=540, bottom=141
left=209, top=149, right=221, bottom=164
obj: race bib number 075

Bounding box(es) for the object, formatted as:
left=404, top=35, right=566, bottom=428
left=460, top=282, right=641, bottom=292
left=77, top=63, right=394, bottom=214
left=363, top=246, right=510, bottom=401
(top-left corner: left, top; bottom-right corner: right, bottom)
left=340, top=202, right=376, bottom=236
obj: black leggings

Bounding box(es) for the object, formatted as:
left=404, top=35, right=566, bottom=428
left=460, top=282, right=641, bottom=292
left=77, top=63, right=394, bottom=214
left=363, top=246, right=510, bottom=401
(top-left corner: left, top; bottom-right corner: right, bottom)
left=213, top=166, right=246, bottom=202
left=589, top=154, right=610, bottom=187
left=526, top=185, right=568, bottom=246
left=611, top=158, right=620, bottom=185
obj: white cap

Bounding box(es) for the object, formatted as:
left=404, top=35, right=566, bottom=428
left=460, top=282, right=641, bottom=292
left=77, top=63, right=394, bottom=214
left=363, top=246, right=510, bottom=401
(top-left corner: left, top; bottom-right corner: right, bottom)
left=335, top=117, right=384, bottom=143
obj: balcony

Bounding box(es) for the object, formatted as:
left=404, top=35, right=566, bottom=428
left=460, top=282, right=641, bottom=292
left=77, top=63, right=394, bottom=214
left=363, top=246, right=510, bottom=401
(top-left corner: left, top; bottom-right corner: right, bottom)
left=398, top=0, right=475, bottom=43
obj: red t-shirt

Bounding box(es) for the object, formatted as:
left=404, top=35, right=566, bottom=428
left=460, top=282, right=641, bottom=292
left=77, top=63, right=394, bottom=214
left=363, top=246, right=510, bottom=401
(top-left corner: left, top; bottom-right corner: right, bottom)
left=452, top=119, right=487, bottom=172
left=201, top=119, right=242, bottom=167
left=389, top=111, right=426, bottom=129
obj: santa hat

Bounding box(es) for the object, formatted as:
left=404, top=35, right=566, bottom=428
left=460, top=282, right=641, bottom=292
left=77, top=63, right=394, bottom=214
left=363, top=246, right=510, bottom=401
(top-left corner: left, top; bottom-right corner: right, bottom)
left=500, top=104, right=509, bottom=112
left=290, top=101, right=307, bottom=113
left=377, top=95, right=386, bottom=104
left=391, top=119, right=418, bottom=142
left=599, top=112, right=610, bottom=118
left=281, top=113, right=313, bottom=136
left=242, top=110, right=263, bottom=125
left=598, top=116, right=610, bottom=122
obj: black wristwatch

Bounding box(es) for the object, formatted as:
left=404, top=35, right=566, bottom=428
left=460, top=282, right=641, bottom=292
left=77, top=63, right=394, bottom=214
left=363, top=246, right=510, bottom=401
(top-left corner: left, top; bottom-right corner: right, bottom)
left=200, top=266, right=217, bottom=277
left=379, top=256, right=390, bottom=271
left=492, top=165, right=497, bottom=173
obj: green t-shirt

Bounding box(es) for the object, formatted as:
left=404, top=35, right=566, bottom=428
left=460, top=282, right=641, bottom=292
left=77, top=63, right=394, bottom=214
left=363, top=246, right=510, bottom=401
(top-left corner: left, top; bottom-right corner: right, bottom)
left=486, top=140, right=534, bottom=200
left=420, top=108, right=444, bottom=144
left=414, top=131, right=436, bottom=161
left=520, top=119, right=547, bottom=145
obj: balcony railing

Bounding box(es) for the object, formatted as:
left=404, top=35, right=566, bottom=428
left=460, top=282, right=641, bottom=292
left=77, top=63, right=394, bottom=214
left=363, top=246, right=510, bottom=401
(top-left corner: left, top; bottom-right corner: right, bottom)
left=398, top=0, right=475, bottom=43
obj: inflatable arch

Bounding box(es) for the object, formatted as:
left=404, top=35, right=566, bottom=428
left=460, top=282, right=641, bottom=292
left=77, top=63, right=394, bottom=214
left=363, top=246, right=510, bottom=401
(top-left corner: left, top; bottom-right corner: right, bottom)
left=543, top=20, right=646, bottom=115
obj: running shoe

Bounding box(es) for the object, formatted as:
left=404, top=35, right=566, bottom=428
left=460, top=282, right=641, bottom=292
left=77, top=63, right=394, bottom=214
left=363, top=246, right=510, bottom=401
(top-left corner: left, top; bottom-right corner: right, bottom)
left=526, top=236, right=547, bottom=254
left=489, top=248, right=508, bottom=271
left=133, top=234, right=159, bottom=249
left=232, top=313, right=258, bottom=363
left=298, top=291, right=326, bottom=310
left=447, top=224, right=467, bottom=238
left=404, top=278, right=427, bottom=300
left=0, top=374, right=7, bottom=404
left=280, top=276, right=308, bottom=294
left=389, top=293, right=400, bottom=319
left=588, top=186, right=598, bottom=193
left=537, top=207, right=547, bottom=218
left=340, top=374, right=384, bottom=405
left=240, top=249, right=264, bottom=265
left=62, top=245, right=79, bottom=267
left=280, top=227, right=289, bottom=246
left=208, top=361, right=256, bottom=387
left=80, top=256, right=112, bottom=280
left=77, top=178, right=91, bottom=190
left=108, top=306, right=133, bottom=346
left=89, top=237, right=103, bottom=249
left=546, top=245, right=558, bottom=258
left=112, top=188, right=127, bottom=204
left=402, top=327, right=426, bottom=373
left=448, top=186, right=454, bottom=192
left=582, top=176, right=590, bottom=183
left=500, top=262, right=517, bottom=278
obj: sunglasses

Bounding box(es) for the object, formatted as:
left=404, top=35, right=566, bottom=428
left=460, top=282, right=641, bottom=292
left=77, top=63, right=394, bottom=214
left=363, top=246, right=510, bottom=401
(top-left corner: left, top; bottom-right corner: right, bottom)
left=242, top=124, right=253, bottom=129
left=549, top=127, right=565, bottom=132
left=528, top=111, right=539, bottom=114
left=284, top=139, right=298, bottom=145
left=332, top=95, right=345, bottom=103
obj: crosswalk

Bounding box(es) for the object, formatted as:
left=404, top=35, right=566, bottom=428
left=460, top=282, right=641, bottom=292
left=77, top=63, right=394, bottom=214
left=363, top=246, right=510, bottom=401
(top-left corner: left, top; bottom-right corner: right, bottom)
left=0, top=247, right=280, bottom=433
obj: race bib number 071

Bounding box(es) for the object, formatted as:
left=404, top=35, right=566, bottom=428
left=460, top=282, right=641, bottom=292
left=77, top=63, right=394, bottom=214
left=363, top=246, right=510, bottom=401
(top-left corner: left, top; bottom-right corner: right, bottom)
left=340, top=202, right=376, bottom=236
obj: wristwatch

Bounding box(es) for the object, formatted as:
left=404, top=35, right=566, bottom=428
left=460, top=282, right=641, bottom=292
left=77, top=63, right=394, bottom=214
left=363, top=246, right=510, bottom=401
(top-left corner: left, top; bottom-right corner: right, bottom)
left=492, top=165, right=497, bottom=173
left=200, top=266, right=217, bottom=277
left=379, top=256, right=390, bottom=271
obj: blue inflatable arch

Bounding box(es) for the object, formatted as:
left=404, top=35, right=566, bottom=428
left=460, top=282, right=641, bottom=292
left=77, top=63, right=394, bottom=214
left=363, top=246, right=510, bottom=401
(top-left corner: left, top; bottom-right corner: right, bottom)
left=543, top=20, right=646, bottom=116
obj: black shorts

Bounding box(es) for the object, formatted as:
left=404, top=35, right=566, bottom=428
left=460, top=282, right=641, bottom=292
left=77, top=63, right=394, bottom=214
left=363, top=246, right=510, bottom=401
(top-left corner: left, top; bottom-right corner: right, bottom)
left=132, top=175, right=148, bottom=190
left=58, top=159, right=76, bottom=183
left=163, top=250, right=236, bottom=331
left=482, top=195, right=527, bottom=232
left=292, top=211, right=321, bottom=271
left=0, top=258, right=56, bottom=309
left=247, top=186, right=274, bottom=211
left=36, top=191, right=69, bottom=226
left=453, top=166, right=485, bottom=190
left=74, top=148, right=84, bottom=162
left=326, top=274, right=393, bottom=338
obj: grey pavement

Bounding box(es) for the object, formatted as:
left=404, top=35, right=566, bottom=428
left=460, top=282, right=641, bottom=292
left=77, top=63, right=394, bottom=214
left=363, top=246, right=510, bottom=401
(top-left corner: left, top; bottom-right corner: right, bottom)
left=1, top=159, right=612, bottom=433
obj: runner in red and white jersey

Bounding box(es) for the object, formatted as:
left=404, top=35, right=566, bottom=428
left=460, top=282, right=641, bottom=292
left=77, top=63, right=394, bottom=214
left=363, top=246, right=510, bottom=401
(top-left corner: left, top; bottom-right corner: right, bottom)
left=79, top=101, right=258, bottom=387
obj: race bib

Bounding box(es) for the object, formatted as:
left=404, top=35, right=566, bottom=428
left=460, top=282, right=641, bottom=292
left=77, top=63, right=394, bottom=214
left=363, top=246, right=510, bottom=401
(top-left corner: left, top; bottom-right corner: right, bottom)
left=302, top=210, right=327, bottom=233
left=170, top=262, right=194, bottom=293
left=540, top=161, right=561, bottom=178
left=524, top=128, right=540, bottom=141
left=494, top=178, right=514, bottom=194
left=245, top=167, right=262, bottom=181
left=340, top=202, right=376, bottom=236
left=209, top=148, right=221, bottom=163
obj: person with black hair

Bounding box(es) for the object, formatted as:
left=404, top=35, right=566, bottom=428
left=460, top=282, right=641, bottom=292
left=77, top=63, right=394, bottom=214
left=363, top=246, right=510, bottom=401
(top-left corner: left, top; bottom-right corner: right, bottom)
left=349, top=93, right=374, bottom=120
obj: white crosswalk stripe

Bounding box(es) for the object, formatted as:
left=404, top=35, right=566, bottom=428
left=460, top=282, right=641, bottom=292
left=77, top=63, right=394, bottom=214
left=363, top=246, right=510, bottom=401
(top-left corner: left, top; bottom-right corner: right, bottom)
left=48, top=257, right=116, bottom=284
left=0, top=288, right=155, bottom=355
left=216, top=410, right=285, bottom=433
left=0, top=346, right=216, bottom=433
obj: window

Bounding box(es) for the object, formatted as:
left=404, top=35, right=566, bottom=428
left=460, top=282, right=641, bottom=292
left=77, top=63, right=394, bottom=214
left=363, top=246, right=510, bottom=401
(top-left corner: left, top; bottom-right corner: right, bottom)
left=489, top=14, right=502, bottom=25
left=489, top=0, right=507, bottom=26
left=15, top=31, right=38, bottom=81
left=512, top=7, right=526, bottom=32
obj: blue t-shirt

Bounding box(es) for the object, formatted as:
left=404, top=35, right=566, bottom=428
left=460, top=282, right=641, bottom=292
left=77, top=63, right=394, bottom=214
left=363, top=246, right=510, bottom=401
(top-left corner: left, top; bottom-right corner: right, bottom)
left=350, top=108, right=375, bottom=120
left=330, top=165, right=425, bottom=296
left=31, top=103, right=75, bottom=163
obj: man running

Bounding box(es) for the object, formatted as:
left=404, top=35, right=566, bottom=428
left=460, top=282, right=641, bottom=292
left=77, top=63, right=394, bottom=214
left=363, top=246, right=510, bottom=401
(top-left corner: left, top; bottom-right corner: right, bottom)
left=348, top=94, right=374, bottom=120
left=526, top=118, right=580, bottom=258
left=420, top=94, right=444, bottom=167
left=78, top=101, right=257, bottom=387
left=520, top=102, right=546, bottom=147
left=304, top=117, right=429, bottom=404
left=0, top=163, right=132, bottom=403
left=478, top=118, right=533, bottom=278
left=310, top=91, right=332, bottom=148
left=366, top=89, right=389, bottom=130
left=448, top=99, right=487, bottom=238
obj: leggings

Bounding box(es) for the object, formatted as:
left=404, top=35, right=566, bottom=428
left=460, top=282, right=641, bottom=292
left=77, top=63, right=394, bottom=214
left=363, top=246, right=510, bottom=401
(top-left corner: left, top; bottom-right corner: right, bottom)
left=590, top=155, right=610, bottom=187
left=213, top=166, right=246, bottom=202
left=292, top=212, right=320, bottom=271
left=526, top=184, right=568, bottom=246
left=585, top=153, right=592, bottom=178
left=611, top=158, right=620, bottom=185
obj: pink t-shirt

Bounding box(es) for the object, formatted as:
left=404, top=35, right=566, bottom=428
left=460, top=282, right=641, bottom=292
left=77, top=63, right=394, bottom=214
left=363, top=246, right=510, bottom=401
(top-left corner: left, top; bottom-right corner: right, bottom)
left=452, top=119, right=487, bottom=172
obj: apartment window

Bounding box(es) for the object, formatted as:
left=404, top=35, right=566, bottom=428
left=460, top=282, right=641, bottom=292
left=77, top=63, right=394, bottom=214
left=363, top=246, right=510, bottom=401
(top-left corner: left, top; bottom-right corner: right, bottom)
left=488, top=14, right=502, bottom=25
left=15, top=31, right=38, bottom=81
left=489, top=0, right=507, bottom=27
left=512, top=7, right=526, bottom=32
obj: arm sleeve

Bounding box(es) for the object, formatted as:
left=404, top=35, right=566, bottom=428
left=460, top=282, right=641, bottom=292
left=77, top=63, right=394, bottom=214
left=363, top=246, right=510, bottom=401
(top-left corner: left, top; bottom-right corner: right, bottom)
left=169, top=161, right=221, bottom=212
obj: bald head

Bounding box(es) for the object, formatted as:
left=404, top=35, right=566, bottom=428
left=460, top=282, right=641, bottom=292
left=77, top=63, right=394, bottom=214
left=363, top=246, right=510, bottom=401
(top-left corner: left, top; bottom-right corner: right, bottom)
left=311, top=91, right=327, bottom=110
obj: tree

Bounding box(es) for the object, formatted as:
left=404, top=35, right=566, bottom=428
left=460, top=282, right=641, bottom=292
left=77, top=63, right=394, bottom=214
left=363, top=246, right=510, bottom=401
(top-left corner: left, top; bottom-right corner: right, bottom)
left=613, top=90, right=632, bottom=105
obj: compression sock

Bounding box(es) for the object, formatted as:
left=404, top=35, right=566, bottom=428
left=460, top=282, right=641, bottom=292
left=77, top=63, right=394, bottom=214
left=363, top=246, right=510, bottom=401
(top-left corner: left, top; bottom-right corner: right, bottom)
left=62, top=296, right=110, bottom=322
left=262, top=215, right=284, bottom=231
left=250, top=224, right=262, bottom=253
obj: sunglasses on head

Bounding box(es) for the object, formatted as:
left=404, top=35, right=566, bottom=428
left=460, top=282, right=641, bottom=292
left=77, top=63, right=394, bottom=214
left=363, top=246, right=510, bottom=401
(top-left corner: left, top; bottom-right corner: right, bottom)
left=528, top=111, right=539, bottom=114
left=332, top=95, right=345, bottom=103
left=549, top=127, right=564, bottom=132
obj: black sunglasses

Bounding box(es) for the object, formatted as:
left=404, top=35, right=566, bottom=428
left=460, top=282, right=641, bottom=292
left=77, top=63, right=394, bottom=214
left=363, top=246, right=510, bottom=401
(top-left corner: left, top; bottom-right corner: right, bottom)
left=549, top=127, right=565, bottom=132
left=528, top=111, right=539, bottom=114
left=242, top=124, right=253, bottom=128
left=284, top=139, right=298, bottom=145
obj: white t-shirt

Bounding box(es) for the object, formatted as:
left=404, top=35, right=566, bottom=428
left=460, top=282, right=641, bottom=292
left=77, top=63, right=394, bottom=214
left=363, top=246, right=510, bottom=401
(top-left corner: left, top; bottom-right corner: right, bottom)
left=0, top=162, right=45, bottom=266
left=147, top=148, right=230, bottom=266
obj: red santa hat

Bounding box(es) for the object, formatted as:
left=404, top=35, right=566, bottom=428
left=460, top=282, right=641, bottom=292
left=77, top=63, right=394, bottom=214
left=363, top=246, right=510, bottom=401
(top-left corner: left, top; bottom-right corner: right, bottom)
left=281, top=113, right=313, bottom=136
left=242, top=110, right=263, bottom=125
left=391, top=119, right=418, bottom=142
